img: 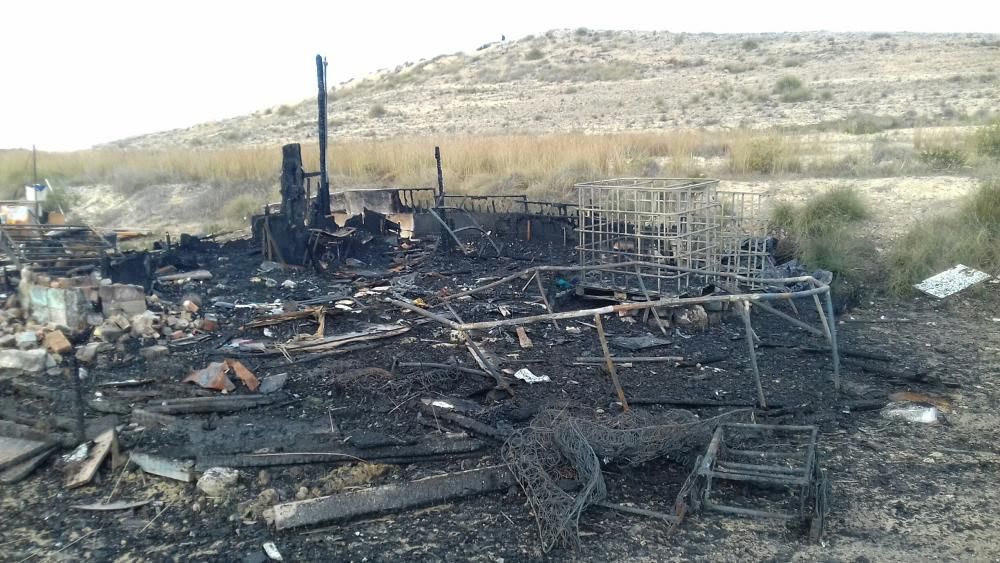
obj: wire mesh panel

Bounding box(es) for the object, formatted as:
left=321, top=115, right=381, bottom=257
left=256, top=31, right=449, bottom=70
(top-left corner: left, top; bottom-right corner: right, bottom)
left=577, top=178, right=722, bottom=296
left=717, top=189, right=770, bottom=290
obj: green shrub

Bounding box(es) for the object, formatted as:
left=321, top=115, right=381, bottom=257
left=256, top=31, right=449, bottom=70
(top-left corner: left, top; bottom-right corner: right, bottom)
left=742, top=39, right=759, bottom=50
left=368, top=103, right=387, bottom=118
left=525, top=48, right=544, bottom=61
left=915, top=131, right=969, bottom=169
left=774, top=75, right=811, bottom=102
left=774, top=76, right=803, bottom=92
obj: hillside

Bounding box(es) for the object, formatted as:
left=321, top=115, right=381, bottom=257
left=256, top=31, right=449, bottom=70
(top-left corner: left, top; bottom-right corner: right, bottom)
left=104, top=30, right=1000, bottom=149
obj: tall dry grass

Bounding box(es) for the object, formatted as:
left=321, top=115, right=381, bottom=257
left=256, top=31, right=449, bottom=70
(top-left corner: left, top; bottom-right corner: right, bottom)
left=1, top=130, right=821, bottom=204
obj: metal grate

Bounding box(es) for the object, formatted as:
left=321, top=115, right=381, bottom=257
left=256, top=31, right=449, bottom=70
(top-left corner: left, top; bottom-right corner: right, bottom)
left=0, top=225, right=116, bottom=276
left=717, top=189, right=770, bottom=290
left=576, top=178, right=722, bottom=296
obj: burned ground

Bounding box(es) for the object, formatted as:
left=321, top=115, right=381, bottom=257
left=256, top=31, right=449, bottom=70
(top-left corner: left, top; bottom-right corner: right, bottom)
left=1, top=235, right=999, bottom=562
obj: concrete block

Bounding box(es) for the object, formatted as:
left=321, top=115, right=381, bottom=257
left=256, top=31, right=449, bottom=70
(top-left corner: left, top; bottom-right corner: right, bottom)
left=0, top=349, right=48, bottom=374
left=15, top=332, right=38, bottom=350
left=99, top=284, right=147, bottom=317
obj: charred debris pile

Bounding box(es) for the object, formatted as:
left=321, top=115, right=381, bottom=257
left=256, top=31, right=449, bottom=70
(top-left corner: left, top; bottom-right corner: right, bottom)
left=5, top=169, right=925, bottom=558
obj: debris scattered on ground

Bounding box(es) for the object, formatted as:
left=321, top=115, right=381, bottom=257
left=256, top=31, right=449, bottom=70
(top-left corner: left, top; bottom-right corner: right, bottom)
left=915, top=264, right=992, bottom=298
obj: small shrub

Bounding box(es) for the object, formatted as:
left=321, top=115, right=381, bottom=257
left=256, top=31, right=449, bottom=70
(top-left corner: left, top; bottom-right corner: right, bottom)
left=721, top=62, right=755, bottom=74
left=973, top=118, right=1000, bottom=158
left=769, top=187, right=873, bottom=278
left=276, top=105, right=295, bottom=117
left=774, top=75, right=803, bottom=93
left=774, top=75, right=811, bottom=102
left=368, top=103, right=387, bottom=118
left=842, top=113, right=900, bottom=135
left=915, top=131, right=969, bottom=169
left=525, top=48, right=544, bottom=61
left=574, top=27, right=590, bottom=37
left=782, top=57, right=804, bottom=67
left=742, top=39, right=759, bottom=50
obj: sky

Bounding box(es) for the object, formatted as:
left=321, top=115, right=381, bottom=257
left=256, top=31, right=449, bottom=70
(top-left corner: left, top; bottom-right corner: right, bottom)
left=1, top=0, right=997, bottom=151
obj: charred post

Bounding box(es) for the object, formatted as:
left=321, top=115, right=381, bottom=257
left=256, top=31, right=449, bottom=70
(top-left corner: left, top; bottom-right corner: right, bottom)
left=314, top=54, right=332, bottom=227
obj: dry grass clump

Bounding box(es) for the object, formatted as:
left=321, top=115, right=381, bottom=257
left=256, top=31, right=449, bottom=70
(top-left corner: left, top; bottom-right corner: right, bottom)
left=727, top=133, right=803, bottom=175
left=914, top=129, right=970, bottom=170
left=770, top=186, right=873, bottom=278
left=889, top=179, right=1000, bottom=294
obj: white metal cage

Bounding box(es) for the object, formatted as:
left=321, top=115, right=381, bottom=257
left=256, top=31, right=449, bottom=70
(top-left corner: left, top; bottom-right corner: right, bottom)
left=718, top=189, right=770, bottom=290
left=576, top=179, right=768, bottom=296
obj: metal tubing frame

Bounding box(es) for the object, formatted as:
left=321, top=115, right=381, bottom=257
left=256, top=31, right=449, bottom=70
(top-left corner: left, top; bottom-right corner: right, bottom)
left=697, top=423, right=820, bottom=524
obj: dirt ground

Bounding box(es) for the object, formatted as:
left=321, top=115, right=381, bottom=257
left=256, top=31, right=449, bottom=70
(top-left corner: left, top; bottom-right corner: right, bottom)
left=2, top=230, right=999, bottom=562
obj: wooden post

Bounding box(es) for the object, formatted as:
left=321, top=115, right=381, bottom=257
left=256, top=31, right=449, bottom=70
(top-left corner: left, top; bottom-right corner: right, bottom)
left=594, top=314, right=629, bottom=412
left=535, top=272, right=560, bottom=330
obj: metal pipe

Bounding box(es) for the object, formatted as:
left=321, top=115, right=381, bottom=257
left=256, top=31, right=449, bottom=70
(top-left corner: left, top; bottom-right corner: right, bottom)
left=824, top=292, right=841, bottom=391
left=739, top=301, right=767, bottom=409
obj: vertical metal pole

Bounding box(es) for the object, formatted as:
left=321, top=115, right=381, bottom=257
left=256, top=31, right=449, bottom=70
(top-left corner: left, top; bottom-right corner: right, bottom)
left=315, top=55, right=330, bottom=226
left=32, top=144, right=38, bottom=186
left=739, top=301, right=767, bottom=408
left=824, top=292, right=841, bottom=391
left=594, top=313, right=629, bottom=412
left=434, top=146, right=445, bottom=207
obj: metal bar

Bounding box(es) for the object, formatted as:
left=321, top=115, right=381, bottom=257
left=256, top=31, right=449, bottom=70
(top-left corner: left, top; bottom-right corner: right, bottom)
left=704, top=470, right=809, bottom=486
left=812, top=294, right=833, bottom=344
left=427, top=208, right=464, bottom=250
left=739, top=301, right=767, bottom=409
left=716, top=461, right=807, bottom=475
left=824, top=292, right=841, bottom=391
left=634, top=264, right=667, bottom=335
left=703, top=501, right=801, bottom=521
left=723, top=423, right=818, bottom=432
left=751, top=300, right=825, bottom=338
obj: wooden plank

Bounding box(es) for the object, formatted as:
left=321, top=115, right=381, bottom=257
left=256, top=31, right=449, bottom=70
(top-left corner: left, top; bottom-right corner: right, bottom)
left=0, top=435, right=53, bottom=471
left=515, top=327, right=533, bottom=349
left=65, top=429, right=118, bottom=489
left=157, top=270, right=212, bottom=282
left=270, top=466, right=513, bottom=530
left=0, top=445, right=57, bottom=483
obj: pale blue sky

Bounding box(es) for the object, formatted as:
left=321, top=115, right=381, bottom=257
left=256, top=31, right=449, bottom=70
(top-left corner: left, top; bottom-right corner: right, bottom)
left=1, top=0, right=997, bottom=150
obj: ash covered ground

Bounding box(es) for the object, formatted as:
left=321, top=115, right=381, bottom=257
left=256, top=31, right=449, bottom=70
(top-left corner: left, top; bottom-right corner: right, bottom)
left=2, top=233, right=999, bottom=562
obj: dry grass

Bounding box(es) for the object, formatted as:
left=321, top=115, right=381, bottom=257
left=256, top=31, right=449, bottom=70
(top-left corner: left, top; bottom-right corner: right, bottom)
left=770, top=186, right=873, bottom=280
left=889, top=179, right=1000, bottom=294
left=3, top=126, right=992, bottom=231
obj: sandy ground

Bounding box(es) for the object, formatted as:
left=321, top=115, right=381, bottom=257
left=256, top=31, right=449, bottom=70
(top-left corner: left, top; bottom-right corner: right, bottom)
left=67, top=174, right=979, bottom=245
